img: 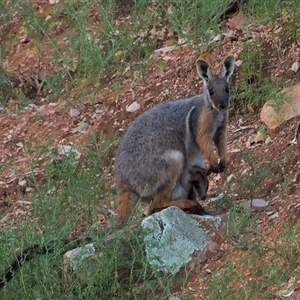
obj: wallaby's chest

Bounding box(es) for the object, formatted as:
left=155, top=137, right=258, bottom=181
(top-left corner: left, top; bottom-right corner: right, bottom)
left=211, top=111, right=225, bottom=136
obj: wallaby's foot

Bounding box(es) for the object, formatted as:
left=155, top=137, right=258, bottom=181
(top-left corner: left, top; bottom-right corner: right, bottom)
left=208, top=160, right=226, bottom=175
left=183, top=201, right=207, bottom=215
left=148, top=199, right=207, bottom=216
left=218, top=159, right=226, bottom=173
left=207, top=164, right=220, bottom=175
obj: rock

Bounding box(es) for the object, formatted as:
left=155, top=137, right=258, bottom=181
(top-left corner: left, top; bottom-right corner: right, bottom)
left=141, top=207, right=209, bottom=274
left=260, top=82, right=300, bottom=130
left=57, top=145, right=81, bottom=160
left=69, top=108, right=81, bottom=118
left=269, top=212, right=279, bottom=219
left=49, top=0, right=60, bottom=4
left=235, top=59, right=243, bottom=67
left=226, top=174, right=235, bottom=183
left=18, top=179, right=27, bottom=187
left=62, top=207, right=225, bottom=286
left=71, top=121, right=88, bottom=133
left=16, top=142, right=24, bottom=150
left=291, top=61, right=299, bottom=73
left=154, top=46, right=176, bottom=55
left=244, top=198, right=270, bottom=211
left=18, top=179, right=27, bottom=192
left=210, top=193, right=224, bottom=205
left=126, top=101, right=140, bottom=113
left=254, top=131, right=265, bottom=143
left=20, top=35, right=30, bottom=43
left=63, top=243, right=96, bottom=290
left=64, top=244, right=95, bottom=271
left=141, top=207, right=223, bottom=274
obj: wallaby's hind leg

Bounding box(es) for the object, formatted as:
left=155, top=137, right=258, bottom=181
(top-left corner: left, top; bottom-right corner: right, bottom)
left=117, top=183, right=137, bottom=225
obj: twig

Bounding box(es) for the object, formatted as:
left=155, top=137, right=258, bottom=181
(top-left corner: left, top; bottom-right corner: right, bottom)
left=289, top=122, right=300, bottom=145
left=232, top=125, right=252, bottom=133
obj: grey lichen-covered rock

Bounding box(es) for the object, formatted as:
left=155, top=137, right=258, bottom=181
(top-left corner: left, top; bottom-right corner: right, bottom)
left=141, top=206, right=210, bottom=274
left=64, top=243, right=96, bottom=271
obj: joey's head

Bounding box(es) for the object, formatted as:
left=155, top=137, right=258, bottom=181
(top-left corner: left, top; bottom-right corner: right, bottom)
left=190, top=167, right=209, bottom=201
left=196, top=55, right=235, bottom=112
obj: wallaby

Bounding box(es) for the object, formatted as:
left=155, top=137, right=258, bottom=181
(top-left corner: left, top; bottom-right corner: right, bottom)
left=188, top=166, right=209, bottom=202
left=115, top=55, right=235, bottom=224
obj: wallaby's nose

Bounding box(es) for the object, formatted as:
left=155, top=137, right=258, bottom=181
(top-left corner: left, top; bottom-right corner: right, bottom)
left=201, top=195, right=206, bottom=200
left=219, top=103, right=227, bottom=110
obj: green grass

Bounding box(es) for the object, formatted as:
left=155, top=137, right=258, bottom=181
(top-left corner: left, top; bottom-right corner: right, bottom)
left=202, top=221, right=300, bottom=299
left=0, top=135, right=187, bottom=299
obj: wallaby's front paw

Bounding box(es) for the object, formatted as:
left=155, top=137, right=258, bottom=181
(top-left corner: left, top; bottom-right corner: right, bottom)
left=218, top=160, right=226, bottom=173
left=207, top=163, right=219, bottom=175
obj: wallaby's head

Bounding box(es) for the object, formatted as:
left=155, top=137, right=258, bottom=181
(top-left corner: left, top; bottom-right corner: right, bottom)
left=196, top=55, right=235, bottom=111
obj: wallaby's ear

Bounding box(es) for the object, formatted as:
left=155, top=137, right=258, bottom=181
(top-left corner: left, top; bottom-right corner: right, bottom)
left=196, top=58, right=212, bottom=83
left=221, top=55, right=235, bottom=81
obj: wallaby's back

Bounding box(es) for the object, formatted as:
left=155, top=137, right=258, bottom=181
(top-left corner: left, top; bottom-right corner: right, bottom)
left=115, top=95, right=205, bottom=196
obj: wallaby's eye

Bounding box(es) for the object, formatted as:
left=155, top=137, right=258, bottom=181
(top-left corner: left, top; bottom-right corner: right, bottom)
left=209, top=89, right=214, bottom=96
left=224, top=87, right=230, bottom=94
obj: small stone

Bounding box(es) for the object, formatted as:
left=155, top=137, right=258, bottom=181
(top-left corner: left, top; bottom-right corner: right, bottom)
left=18, top=179, right=27, bottom=187
left=57, top=145, right=81, bottom=160
left=230, top=148, right=241, bottom=153
left=69, top=108, right=80, bottom=118
left=226, top=174, right=235, bottom=183
left=20, top=35, right=30, bottom=43
left=154, top=46, right=175, bottom=55
left=245, top=198, right=269, bottom=211
left=269, top=212, right=279, bottom=219
left=291, top=61, right=299, bottom=73
left=16, top=142, right=24, bottom=149
left=18, top=180, right=27, bottom=192
left=254, top=131, right=264, bottom=143
left=71, top=121, right=88, bottom=133
left=126, top=101, right=140, bottom=113
left=64, top=244, right=95, bottom=271
left=235, top=59, right=243, bottom=67
left=210, top=194, right=224, bottom=205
